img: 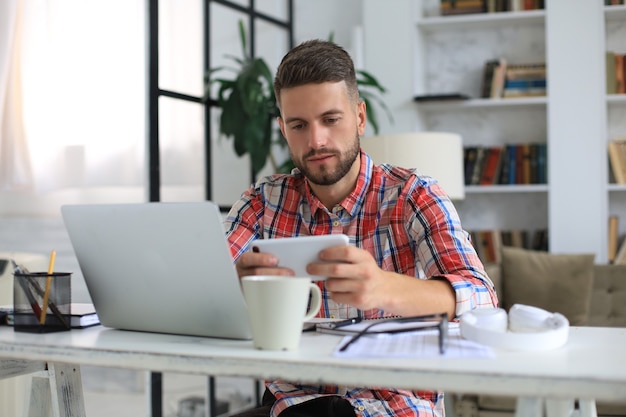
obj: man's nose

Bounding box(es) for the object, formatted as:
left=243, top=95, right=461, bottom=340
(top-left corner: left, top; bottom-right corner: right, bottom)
left=308, top=123, right=328, bottom=149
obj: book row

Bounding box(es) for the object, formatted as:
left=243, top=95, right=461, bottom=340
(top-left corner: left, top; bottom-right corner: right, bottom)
left=469, top=229, right=548, bottom=264
left=605, top=0, right=625, bottom=5
left=481, top=59, right=547, bottom=99
left=440, top=0, right=544, bottom=15
left=606, top=52, right=626, bottom=95
left=608, top=215, right=626, bottom=265
left=608, top=139, right=626, bottom=184
left=464, top=143, right=547, bottom=186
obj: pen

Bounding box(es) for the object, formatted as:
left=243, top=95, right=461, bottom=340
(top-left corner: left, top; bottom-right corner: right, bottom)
left=12, top=260, right=43, bottom=319
left=327, top=317, right=362, bottom=329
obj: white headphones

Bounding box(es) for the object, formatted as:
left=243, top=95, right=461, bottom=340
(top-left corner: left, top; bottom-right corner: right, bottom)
left=460, top=304, right=569, bottom=351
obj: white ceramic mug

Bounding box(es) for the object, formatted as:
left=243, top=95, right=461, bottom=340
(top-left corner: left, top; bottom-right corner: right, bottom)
left=241, top=276, right=322, bottom=351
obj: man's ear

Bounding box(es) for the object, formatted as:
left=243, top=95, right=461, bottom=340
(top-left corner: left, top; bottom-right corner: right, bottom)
left=357, top=100, right=367, bottom=137
left=277, top=116, right=286, bottom=138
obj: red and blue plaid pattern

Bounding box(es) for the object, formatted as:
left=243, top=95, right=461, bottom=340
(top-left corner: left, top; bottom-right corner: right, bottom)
left=225, top=150, right=497, bottom=417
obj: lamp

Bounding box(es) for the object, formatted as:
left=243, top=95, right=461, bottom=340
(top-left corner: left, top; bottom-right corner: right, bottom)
left=360, top=132, right=465, bottom=200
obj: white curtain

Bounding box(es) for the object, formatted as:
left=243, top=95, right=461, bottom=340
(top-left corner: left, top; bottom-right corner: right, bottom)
left=0, top=0, right=146, bottom=199
left=0, top=0, right=33, bottom=190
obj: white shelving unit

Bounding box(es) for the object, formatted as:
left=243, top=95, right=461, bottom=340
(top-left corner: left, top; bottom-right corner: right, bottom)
left=363, top=0, right=625, bottom=263
left=414, top=1, right=550, bottom=252
left=605, top=4, right=626, bottom=261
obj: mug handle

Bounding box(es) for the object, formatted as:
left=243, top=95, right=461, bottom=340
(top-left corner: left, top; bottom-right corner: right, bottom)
left=303, top=283, right=322, bottom=322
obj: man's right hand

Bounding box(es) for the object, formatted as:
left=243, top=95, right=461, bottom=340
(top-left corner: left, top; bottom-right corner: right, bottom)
left=235, top=251, right=295, bottom=278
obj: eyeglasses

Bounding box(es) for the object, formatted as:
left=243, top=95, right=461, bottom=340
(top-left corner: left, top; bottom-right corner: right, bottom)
left=338, top=312, right=448, bottom=354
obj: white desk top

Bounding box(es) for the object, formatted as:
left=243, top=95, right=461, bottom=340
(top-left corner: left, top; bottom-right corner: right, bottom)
left=0, top=326, right=625, bottom=402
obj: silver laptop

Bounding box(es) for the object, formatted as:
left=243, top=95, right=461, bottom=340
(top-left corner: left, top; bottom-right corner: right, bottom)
left=61, top=201, right=252, bottom=340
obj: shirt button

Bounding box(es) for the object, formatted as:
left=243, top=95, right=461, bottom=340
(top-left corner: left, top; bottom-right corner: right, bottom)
left=333, top=221, right=340, bottom=227
left=358, top=406, right=365, bottom=411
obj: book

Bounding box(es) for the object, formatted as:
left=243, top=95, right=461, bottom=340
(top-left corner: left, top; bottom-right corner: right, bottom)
left=531, top=229, right=549, bottom=251
left=536, top=143, right=547, bottom=184
left=498, top=144, right=517, bottom=185
left=69, top=303, right=100, bottom=328
left=470, top=229, right=503, bottom=263
left=501, top=229, right=529, bottom=249
left=505, top=63, right=547, bottom=80
left=479, top=146, right=503, bottom=185
left=481, top=60, right=500, bottom=98
left=469, top=230, right=485, bottom=260
left=521, top=143, right=532, bottom=184
left=608, top=140, right=626, bottom=184
left=470, top=146, right=487, bottom=185
left=528, top=144, right=539, bottom=184
left=615, top=236, right=626, bottom=265
left=607, top=52, right=617, bottom=95
left=413, top=93, right=469, bottom=102
left=2, top=303, right=100, bottom=329
left=608, top=216, right=619, bottom=263
left=511, top=230, right=528, bottom=249
left=620, top=140, right=626, bottom=184
left=490, top=229, right=503, bottom=263
left=502, top=63, right=547, bottom=98
left=440, top=0, right=486, bottom=15
left=613, top=54, right=626, bottom=94
left=480, top=230, right=496, bottom=263
left=515, top=144, right=525, bottom=184
left=490, top=58, right=508, bottom=99
left=464, top=146, right=479, bottom=185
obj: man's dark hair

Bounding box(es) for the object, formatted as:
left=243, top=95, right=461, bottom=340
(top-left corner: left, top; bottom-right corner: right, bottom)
left=273, top=39, right=359, bottom=108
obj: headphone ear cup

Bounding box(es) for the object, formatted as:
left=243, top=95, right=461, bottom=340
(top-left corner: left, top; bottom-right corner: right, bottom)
left=508, top=304, right=553, bottom=332
left=463, top=307, right=508, bottom=332
left=460, top=304, right=570, bottom=351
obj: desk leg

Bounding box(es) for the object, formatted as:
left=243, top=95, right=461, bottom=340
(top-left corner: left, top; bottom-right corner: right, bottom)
left=27, top=374, right=52, bottom=417
left=516, top=397, right=543, bottom=417
left=27, top=363, right=86, bottom=417
left=577, top=400, right=598, bottom=417
left=150, top=372, right=163, bottom=417
left=545, top=399, right=575, bottom=417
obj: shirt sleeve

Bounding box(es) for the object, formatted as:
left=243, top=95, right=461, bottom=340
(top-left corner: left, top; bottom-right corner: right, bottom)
left=223, top=186, right=264, bottom=262
left=408, top=176, right=499, bottom=317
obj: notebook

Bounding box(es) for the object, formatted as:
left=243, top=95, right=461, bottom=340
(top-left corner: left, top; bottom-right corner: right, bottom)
left=61, top=201, right=252, bottom=340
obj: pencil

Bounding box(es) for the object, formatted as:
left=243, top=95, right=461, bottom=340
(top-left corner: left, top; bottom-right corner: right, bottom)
left=39, top=250, right=56, bottom=324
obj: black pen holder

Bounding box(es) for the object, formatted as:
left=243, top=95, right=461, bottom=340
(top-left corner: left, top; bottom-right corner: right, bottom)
left=13, top=272, right=72, bottom=333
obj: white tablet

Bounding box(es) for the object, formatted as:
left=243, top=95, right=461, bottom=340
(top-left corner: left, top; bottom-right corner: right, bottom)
left=251, top=234, right=350, bottom=281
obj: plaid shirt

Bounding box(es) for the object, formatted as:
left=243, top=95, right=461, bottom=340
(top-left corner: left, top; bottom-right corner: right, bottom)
left=225, top=150, right=497, bottom=417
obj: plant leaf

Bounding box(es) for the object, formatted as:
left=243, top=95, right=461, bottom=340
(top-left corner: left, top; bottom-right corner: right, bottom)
left=357, top=70, right=387, bottom=93
left=238, top=20, right=249, bottom=60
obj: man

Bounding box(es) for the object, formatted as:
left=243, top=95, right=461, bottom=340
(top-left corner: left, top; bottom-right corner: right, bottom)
left=225, top=39, right=497, bottom=417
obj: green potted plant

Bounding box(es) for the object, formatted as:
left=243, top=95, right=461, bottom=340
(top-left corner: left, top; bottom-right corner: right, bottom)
left=204, top=21, right=392, bottom=177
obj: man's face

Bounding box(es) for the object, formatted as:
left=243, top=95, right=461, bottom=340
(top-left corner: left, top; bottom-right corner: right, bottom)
left=277, top=81, right=366, bottom=186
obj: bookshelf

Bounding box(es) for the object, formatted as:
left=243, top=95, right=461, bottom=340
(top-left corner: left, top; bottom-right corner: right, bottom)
left=606, top=3, right=626, bottom=264
left=415, top=0, right=550, bottom=254
left=362, top=0, right=625, bottom=263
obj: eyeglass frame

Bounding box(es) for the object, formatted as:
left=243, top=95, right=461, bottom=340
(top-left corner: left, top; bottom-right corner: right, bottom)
left=338, top=312, right=449, bottom=354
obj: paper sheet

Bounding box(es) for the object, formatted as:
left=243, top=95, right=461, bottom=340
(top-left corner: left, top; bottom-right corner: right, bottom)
left=333, top=326, right=495, bottom=358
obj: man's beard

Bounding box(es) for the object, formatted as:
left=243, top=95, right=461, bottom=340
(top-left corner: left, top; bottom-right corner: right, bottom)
left=292, top=132, right=360, bottom=186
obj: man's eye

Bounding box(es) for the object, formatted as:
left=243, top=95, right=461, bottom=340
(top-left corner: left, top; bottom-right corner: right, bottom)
left=291, top=123, right=304, bottom=130
left=325, top=117, right=339, bottom=124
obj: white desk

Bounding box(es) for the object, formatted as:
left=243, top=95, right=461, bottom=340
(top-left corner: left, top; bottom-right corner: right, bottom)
left=0, top=326, right=625, bottom=417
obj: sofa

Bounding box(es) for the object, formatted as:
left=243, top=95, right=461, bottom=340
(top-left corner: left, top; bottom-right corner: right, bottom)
left=453, top=246, right=626, bottom=417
